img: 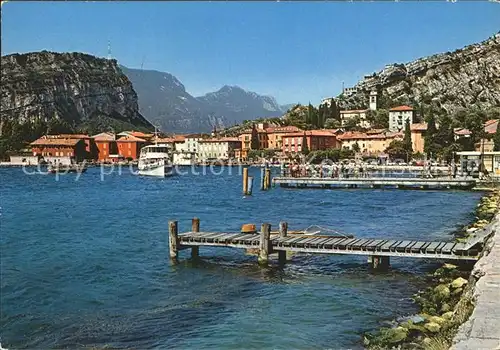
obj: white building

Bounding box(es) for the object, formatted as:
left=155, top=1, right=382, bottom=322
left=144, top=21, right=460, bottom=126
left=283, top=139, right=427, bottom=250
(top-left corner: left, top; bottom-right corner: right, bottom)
left=389, top=106, right=414, bottom=132
left=343, top=87, right=358, bottom=97
left=340, top=109, right=371, bottom=129
left=174, top=134, right=204, bottom=161
left=369, top=90, right=378, bottom=111
left=198, top=137, right=241, bottom=161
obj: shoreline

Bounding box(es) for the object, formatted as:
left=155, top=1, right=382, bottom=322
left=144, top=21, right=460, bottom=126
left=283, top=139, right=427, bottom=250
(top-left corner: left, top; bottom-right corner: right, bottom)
left=365, top=190, right=500, bottom=349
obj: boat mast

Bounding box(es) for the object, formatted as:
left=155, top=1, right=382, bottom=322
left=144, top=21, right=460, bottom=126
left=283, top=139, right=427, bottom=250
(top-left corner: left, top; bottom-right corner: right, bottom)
left=154, top=125, right=159, bottom=146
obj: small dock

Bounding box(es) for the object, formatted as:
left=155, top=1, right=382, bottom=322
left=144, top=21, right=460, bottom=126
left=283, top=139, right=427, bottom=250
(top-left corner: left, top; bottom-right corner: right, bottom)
left=169, top=219, right=488, bottom=269
left=272, top=177, right=477, bottom=190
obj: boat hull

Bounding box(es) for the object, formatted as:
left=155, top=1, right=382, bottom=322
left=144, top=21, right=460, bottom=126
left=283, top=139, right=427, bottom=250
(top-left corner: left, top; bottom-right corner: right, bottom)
left=138, top=164, right=173, bottom=177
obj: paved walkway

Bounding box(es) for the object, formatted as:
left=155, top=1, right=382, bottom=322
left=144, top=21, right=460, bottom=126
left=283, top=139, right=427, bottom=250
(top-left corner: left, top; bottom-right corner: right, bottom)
left=452, top=215, right=500, bottom=350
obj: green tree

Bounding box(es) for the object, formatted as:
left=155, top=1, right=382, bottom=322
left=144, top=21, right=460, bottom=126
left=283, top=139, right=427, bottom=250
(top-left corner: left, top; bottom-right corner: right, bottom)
left=352, top=142, right=360, bottom=153
left=301, top=132, right=309, bottom=155
left=424, top=114, right=438, bottom=157
left=366, top=109, right=389, bottom=129
left=250, top=124, right=259, bottom=150
left=494, top=122, right=500, bottom=151
left=324, top=118, right=341, bottom=129
left=403, top=119, right=413, bottom=157
left=385, top=140, right=406, bottom=160
left=308, top=103, right=318, bottom=128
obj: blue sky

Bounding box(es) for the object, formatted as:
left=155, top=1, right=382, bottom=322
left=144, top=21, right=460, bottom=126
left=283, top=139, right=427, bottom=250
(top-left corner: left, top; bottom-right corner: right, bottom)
left=2, top=1, right=499, bottom=105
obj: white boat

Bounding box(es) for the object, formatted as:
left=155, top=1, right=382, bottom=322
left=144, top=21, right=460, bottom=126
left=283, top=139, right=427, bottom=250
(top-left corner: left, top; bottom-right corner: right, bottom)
left=138, top=143, right=173, bottom=177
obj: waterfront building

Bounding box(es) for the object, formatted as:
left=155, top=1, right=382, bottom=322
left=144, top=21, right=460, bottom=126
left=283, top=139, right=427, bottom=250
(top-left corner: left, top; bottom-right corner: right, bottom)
left=457, top=151, right=500, bottom=177
left=281, top=130, right=341, bottom=154
left=174, top=134, right=204, bottom=161
left=36, top=134, right=95, bottom=159
left=474, top=119, right=499, bottom=152
left=238, top=124, right=269, bottom=160
left=198, top=137, right=241, bottom=161
left=92, top=132, right=118, bottom=162
left=30, top=137, right=87, bottom=163
left=388, top=106, right=414, bottom=132
left=337, top=130, right=403, bottom=155
left=116, top=135, right=148, bottom=160
left=410, top=123, right=427, bottom=154
left=339, top=109, right=371, bottom=129
left=266, top=126, right=302, bottom=150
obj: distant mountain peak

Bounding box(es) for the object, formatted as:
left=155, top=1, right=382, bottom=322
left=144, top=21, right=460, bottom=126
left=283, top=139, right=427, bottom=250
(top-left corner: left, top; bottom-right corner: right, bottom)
left=122, top=67, right=285, bottom=133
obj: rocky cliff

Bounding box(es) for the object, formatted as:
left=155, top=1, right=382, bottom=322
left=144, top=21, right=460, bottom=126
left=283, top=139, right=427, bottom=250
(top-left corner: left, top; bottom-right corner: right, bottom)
left=338, top=33, right=500, bottom=112
left=0, top=51, right=153, bottom=135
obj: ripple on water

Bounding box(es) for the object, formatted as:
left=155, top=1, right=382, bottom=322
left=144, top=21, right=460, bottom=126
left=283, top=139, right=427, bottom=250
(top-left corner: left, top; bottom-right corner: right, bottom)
left=0, top=167, right=482, bottom=349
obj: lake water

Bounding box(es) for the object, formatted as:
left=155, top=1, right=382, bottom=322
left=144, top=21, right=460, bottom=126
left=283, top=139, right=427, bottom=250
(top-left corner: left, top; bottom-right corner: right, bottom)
left=0, top=166, right=482, bottom=349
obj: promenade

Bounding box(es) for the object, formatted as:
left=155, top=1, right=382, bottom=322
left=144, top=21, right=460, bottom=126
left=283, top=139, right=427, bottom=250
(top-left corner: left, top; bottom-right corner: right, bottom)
left=452, top=214, right=500, bottom=349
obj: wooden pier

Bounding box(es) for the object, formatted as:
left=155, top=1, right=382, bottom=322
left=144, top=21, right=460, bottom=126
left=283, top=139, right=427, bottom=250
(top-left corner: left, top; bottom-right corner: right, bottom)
left=272, top=177, right=477, bottom=190
left=169, top=219, right=487, bottom=269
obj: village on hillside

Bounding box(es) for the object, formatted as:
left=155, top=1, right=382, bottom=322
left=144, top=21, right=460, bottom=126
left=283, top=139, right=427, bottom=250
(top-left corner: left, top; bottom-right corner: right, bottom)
left=6, top=88, right=500, bottom=178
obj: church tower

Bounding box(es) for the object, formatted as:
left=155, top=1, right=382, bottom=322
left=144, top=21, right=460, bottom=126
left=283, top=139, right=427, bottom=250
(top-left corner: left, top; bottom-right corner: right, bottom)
left=369, top=90, right=378, bottom=111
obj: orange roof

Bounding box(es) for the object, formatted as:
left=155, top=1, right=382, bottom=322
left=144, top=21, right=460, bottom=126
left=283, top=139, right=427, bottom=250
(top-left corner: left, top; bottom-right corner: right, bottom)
left=337, top=131, right=402, bottom=141
left=282, top=130, right=338, bottom=138
left=92, top=132, right=116, bottom=141
left=266, top=126, right=302, bottom=133
left=485, top=119, right=499, bottom=134
left=31, top=138, right=82, bottom=147
left=337, top=132, right=367, bottom=140
left=173, top=135, right=186, bottom=142
left=130, top=131, right=153, bottom=138
left=154, top=137, right=176, bottom=143
left=43, top=134, right=90, bottom=139
left=340, top=109, right=368, bottom=114
left=200, top=137, right=241, bottom=143
left=410, top=123, right=428, bottom=131
left=389, top=105, right=414, bottom=112
left=116, top=135, right=147, bottom=142
left=454, top=128, right=472, bottom=136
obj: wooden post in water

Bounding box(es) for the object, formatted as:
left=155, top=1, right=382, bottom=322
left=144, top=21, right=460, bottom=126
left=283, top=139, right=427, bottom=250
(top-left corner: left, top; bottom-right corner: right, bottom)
left=169, top=220, right=179, bottom=261
left=260, top=167, right=265, bottom=190
left=265, top=168, right=271, bottom=189
left=369, top=255, right=390, bottom=270
left=259, top=223, right=271, bottom=266
left=278, top=221, right=288, bottom=265
left=243, top=167, right=249, bottom=195
left=191, top=217, right=200, bottom=259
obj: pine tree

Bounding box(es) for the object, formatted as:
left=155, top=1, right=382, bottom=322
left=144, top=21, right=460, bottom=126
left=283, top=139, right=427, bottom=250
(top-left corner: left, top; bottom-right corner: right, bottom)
left=403, top=119, right=413, bottom=160
left=308, top=103, right=318, bottom=128
left=424, top=114, right=437, bottom=156
left=301, top=132, right=309, bottom=155
left=250, top=124, right=259, bottom=150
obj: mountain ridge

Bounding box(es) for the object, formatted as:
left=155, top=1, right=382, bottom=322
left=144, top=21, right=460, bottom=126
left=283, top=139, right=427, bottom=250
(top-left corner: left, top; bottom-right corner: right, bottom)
left=334, top=33, right=500, bottom=113
left=121, top=66, right=287, bottom=133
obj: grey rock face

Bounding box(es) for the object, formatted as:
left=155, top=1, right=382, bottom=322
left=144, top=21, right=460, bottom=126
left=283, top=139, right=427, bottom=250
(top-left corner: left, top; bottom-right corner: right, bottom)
left=339, top=34, right=500, bottom=112
left=1, top=51, right=153, bottom=132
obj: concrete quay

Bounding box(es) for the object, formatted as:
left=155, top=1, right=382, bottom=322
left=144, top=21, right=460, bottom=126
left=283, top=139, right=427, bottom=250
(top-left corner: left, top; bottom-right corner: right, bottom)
left=452, top=214, right=500, bottom=350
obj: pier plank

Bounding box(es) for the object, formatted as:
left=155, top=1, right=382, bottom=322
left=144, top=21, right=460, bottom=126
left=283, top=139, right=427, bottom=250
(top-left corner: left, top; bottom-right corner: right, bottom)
left=368, top=240, right=387, bottom=250
left=425, top=242, right=441, bottom=253
left=350, top=239, right=370, bottom=249
left=395, top=241, right=414, bottom=251
left=410, top=242, right=427, bottom=252
left=440, top=242, right=457, bottom=254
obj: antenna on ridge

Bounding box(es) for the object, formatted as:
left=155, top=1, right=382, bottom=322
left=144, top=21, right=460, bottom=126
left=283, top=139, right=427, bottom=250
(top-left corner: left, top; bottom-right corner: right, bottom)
left=107, top=40, right=112, bottom=60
